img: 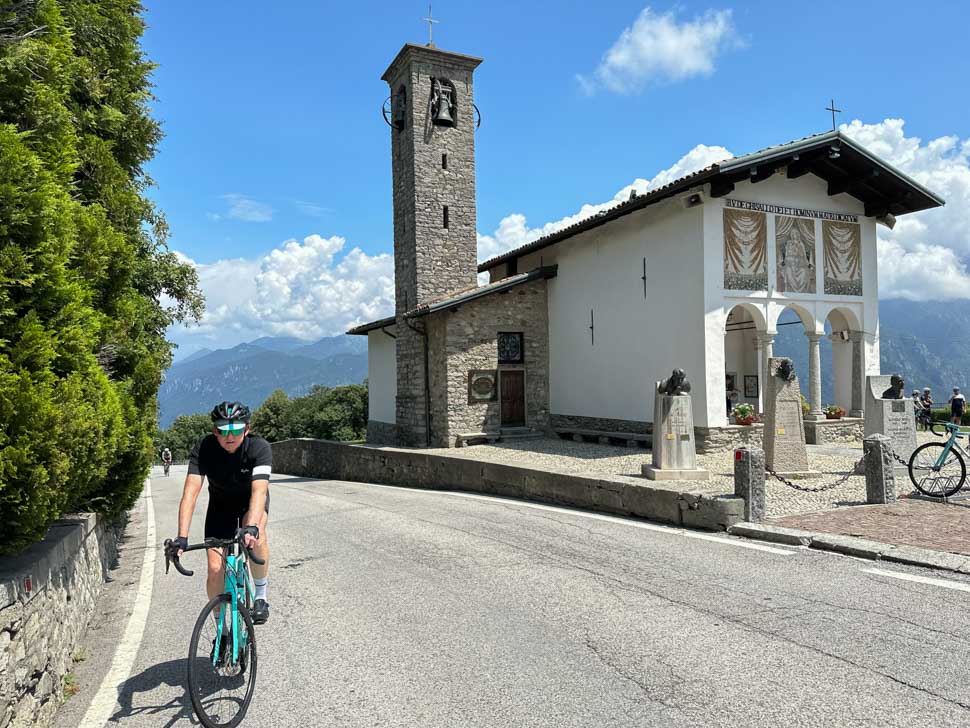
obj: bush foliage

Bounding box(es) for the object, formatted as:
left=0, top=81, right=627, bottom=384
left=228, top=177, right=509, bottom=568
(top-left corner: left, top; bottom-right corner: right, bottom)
left=0, top=1, right=202, bottom=553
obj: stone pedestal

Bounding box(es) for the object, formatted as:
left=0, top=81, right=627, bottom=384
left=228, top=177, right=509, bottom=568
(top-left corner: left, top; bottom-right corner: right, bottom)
left=642, top=393, right=709, bottom=480
left=863, top=375, right=916, bottom=467
left=764, top=358, right=813, bottom=476
left=734, top=446, right=766, bottom=522
left=863, top=434, right=897, bottom=504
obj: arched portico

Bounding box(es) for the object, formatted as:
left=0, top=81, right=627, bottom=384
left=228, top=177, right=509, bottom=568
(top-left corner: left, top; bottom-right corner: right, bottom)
left=723, top=303, right=768, bottom=419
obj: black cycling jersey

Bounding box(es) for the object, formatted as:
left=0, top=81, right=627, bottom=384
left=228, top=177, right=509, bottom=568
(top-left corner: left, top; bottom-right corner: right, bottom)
left=188, top=434, right=273, bottom=502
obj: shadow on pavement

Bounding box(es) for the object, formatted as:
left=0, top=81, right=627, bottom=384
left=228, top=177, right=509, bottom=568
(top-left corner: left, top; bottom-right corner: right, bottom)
left=111, top=658, right=196, bottom=727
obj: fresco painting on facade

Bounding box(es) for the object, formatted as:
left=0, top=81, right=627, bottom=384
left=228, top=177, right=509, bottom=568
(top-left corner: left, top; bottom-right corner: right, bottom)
left=823, top=220, right=863, bottom=295
left=775, top=215, right=816, bottom=294
left=723, top=208, right=768, bottom=290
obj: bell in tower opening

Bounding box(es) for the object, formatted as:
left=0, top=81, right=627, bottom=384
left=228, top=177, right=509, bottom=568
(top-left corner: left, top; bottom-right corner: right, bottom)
left=431, top=78, right=455, bottom=126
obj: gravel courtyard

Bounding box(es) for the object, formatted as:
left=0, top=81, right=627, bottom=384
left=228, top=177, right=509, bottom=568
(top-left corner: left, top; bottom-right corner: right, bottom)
left=429, top=432, right=942, bottom=519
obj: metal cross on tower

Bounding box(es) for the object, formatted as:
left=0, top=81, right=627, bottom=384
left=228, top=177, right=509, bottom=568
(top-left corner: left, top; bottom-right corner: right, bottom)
left=825, top=98, right=843, bottom=131
left=422, top=3, right=439, bottom=46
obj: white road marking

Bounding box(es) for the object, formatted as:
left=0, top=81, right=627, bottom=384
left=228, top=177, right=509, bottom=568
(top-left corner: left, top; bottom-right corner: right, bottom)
left=78, top=478, right=156, bottom=728
left=298, top=478, right=795, bottom=556
left=863, top=567, right=970, bottom=593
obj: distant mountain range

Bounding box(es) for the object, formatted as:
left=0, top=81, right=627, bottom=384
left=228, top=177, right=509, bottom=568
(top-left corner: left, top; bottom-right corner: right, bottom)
left=774, top=299, right=970, bottom=406
left=159, top=335, right=367, bottom=427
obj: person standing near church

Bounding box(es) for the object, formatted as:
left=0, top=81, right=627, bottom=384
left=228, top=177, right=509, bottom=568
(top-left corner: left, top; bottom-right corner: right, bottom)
left=948, top=387, right=966, bottom=426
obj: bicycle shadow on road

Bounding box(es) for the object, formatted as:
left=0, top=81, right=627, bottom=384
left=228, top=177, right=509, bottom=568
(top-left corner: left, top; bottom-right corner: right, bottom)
left=110, top=658, right=196, bottom=727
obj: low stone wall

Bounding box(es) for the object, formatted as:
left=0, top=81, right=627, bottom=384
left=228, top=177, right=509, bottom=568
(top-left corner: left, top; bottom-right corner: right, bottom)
left=272, top=438, right=743, bottom=532
left=804, top=417, right=864, bottom=445
left=550, top=414, right=650, bottom=435
left=0, top=513, right=119, bottom=728
left=696, top=424, right=764, bottom=454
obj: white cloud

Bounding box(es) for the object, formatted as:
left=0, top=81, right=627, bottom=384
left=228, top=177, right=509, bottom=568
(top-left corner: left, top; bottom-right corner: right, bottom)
left=170, top=235, right=393, bottom=352
left=221, top=193, right=274, bottom=222
left=477, top=143, right=732, bottom=263
left=578, top=7, right=739, bottom=95
left=841, top=119, right=970, bottom=300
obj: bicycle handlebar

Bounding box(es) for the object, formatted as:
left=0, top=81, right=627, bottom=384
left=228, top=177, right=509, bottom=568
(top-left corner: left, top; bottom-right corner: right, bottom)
left=164, top=529, right=265, bottom=577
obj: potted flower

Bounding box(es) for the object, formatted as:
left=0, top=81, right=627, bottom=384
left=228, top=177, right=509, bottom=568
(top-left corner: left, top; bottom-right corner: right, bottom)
left=824, top=404, right=846, bottom=420
left=732, top=402, right=755, bottom=425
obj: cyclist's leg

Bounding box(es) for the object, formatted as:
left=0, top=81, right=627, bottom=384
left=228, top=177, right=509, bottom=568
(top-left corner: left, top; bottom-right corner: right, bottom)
left=204, top=503, right=234, bottom=601
left=250, top=495, right=270, bottom=582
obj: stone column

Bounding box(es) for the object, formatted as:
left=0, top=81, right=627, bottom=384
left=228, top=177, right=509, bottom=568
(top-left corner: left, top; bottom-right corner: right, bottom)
left=734, top=446, right=766, bottom=522
left=753, top=335, right=764, bottom=414
left=805, top=332, right=824, bottom=421
left=757, top=332, right=775, bottom=415
left=849, top=332, right=864, bottom=417
left=863, top=434, right=897, bottom=504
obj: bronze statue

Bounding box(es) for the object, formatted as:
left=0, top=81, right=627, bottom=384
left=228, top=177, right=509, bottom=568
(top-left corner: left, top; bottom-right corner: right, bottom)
left=881, top=374, right=905, bottom=399
left=658, top=368, right=691, bottom=396
left=775, top=359, right=796, bottom=382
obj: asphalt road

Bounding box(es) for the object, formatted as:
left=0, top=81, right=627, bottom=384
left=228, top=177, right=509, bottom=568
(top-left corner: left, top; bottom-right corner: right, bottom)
left=54, top=464, right=970, bottom=727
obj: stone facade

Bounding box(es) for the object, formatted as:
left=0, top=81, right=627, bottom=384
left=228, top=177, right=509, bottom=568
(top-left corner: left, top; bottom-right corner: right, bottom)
left=804, top=417, right=864, bottom=445
left=427, top=279, right=550, bottom=447
left=366, top=419, right=399, bottom=446
left=384, top=45, right=483, bottom=447
left=0, top=513, right=119, bottom=728
left=696, top=424, right=764, bottom=453
left=550, top=414, right=651, bottom=435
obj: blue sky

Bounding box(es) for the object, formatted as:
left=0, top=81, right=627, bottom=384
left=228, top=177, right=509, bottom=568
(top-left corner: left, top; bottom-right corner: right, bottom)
left=142, top=1, right=970, bottom=355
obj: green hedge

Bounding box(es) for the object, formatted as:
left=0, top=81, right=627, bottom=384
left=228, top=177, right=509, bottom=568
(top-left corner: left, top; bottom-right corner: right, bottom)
left=0, top=2, right=201, bottom=554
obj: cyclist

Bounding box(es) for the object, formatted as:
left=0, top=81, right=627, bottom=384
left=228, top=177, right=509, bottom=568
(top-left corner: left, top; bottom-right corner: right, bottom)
left=161, top=447, right=173, bottom=476
left=922, top=387, right=934, bottom=411
left=949, top=387, right=966, bottom=426
left=168, top=401, right=272, bottom=626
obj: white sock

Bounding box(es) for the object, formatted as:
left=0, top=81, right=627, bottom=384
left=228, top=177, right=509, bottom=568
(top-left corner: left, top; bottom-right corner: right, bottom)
left=254, top=578, right=267, bottom=602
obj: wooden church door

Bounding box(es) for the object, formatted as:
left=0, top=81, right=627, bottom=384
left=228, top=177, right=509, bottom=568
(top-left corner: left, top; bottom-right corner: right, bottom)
left=500, top=371, right=525, bottom=427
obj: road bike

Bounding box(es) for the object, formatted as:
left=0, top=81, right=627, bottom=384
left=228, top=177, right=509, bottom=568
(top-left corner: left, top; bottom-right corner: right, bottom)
left=908, top=421, right=969, bottom=498
left=164, top=528, right=264, bottom=728
left=163, top=461, right=171, bottom=476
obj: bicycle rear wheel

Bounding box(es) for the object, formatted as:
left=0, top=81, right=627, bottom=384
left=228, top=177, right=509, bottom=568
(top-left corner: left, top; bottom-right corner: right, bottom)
left=909, top=442, right=966, bottom=498
left=186, top=593, right=258, bottom=728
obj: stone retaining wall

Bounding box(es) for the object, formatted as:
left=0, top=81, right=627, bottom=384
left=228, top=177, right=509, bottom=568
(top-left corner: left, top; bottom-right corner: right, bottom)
left=272, top=439, right=743, bottom=532
left=0, top=513, right=119, bottom=728
left=696, top=424, right=764, bottom=453
left=804, top=417, right=864, bottom=445
left=366, top=419, right=399, bottom=446
left=550, top=414, right=650, bottom=435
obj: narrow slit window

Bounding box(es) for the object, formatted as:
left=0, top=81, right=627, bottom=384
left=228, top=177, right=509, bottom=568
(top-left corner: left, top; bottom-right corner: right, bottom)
left=442, top=153, right=448, bottom=170
left=443, top=205, right=450, bottom=229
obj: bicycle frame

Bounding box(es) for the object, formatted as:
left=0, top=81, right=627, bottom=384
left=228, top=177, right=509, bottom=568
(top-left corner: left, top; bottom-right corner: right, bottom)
left=933, top=427, right=968, bottom=466
left=213, top=543, right=254, bottom=667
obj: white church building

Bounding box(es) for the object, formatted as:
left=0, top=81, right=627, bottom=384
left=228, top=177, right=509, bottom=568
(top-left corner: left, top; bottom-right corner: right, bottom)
left=349, top=42, right=944, bottom=451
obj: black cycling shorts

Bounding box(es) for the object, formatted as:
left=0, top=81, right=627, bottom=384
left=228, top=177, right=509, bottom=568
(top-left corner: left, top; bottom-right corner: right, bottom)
left=204, top=491, right=270, bottom=540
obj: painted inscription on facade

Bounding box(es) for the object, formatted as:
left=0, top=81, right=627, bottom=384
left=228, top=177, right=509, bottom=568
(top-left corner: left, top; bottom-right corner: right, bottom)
left=822, top=220, right=862, bottom=295
left=726, top=199, right=858, bottom=223
left=775, top=215, right=816, bottom=294
left=723, top=208, right=767, bottom=290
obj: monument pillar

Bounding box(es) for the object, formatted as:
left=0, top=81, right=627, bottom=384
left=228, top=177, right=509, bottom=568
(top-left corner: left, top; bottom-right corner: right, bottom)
left=805, top=332, right=824, bottom=421
left=849, top=332, right=864, bottom=417
left=753, top=335, right=764, bottom=414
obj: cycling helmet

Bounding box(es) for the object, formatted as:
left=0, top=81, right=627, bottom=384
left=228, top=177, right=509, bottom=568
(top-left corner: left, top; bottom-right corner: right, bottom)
left=912, top=390, right=920, bottom=396
left=210, top=401, right=252, bottom=425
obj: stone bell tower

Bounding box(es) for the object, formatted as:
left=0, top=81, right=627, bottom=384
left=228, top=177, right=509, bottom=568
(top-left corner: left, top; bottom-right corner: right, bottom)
left=382, top=43, right=483, bottom=445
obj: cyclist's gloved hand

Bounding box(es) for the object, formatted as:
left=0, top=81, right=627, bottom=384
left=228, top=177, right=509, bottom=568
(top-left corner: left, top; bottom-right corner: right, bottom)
left=167, top=536, right=188, bottom=558
left=241, top=525, right=259, bottom=548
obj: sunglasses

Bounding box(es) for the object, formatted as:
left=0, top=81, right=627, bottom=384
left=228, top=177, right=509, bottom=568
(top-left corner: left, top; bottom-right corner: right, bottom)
left=216, top=423, right=247, bottom=436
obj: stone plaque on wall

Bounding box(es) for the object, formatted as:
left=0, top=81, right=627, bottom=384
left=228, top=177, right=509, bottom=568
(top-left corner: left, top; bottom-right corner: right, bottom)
left=823, top=220, right=862, bottom=295
left=724, top=208, right=767, bottom=290
left=468, top=370, right=497, bottom=403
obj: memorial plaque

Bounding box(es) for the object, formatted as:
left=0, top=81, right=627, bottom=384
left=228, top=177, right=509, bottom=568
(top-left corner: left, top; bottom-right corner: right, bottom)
left=864, top=375, right=917, bottom=464
left=643, top=386, right=709, bottom=481
left=764, top=358, right=811, bottom=474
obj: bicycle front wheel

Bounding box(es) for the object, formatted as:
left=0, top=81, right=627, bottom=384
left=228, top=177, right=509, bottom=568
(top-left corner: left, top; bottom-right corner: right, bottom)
left=909, top=442, right=966, bottom=498
left=186, top=593, right=258, bottom=728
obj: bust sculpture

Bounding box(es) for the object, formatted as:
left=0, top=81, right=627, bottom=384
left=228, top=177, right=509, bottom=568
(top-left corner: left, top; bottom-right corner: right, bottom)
left=775, top=359, right=796, bottom=382
left=881, top=374, right=905, bottom=400
left=658, top=368, right=691, bottom=396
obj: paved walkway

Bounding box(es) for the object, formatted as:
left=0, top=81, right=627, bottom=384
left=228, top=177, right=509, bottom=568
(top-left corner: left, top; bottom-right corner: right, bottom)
left=771, top=495, right=970, bottom=556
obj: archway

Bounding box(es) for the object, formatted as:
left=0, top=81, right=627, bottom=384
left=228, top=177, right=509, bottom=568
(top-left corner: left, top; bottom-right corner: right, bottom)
left=772, top=304, right=821, bottom=419
left=824, top=307, right=861, bottom=416
left=723, top=304, right=767, bottom=420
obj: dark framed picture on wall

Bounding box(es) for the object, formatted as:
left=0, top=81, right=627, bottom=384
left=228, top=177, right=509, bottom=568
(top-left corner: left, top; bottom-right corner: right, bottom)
left=744, top=375, right=759, bottom=398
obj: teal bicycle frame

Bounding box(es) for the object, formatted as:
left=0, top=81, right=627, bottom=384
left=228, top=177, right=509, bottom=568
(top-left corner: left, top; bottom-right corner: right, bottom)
left=930, top=422, right=968, bottom=464
left=213, top=544, right=254, bottom=667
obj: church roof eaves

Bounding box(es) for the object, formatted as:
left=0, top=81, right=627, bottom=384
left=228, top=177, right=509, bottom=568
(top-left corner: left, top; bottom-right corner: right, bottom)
left=477, top=130, right=944, bottom=273
left=346, top=314, right=396, bottom=336
left=406, top=265, right=558, bottom=318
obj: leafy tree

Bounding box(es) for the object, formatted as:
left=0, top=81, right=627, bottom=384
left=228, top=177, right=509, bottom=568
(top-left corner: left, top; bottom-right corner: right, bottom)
left=251, top=389, right=292, bottom=443
left=153, top=413, right=211, bottom=462
left=286, top=384, right=368, bottom=441
left=0, top=0, right=202, bottom=553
